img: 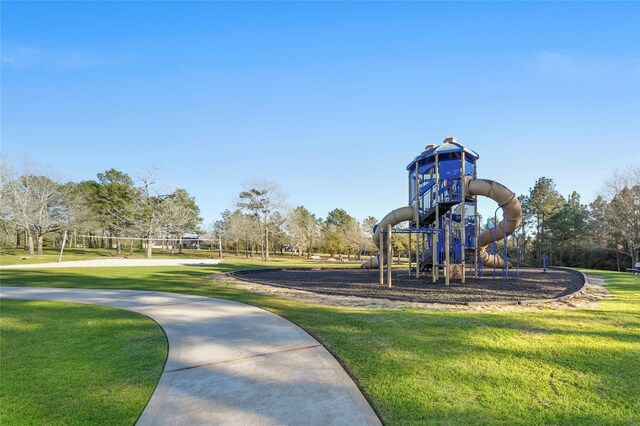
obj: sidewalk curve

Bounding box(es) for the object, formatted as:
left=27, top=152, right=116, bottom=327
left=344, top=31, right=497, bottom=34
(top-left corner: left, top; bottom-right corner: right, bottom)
left=1, top=286, right=381, bottom=426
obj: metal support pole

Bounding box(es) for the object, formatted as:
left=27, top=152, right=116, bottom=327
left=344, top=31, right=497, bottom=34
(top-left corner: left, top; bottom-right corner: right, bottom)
left=432, top=231, right=437, bottom=283
left=435, top=231, right=440, bottom=281
left=408, top=166, right=412, bottom=205
left=379, top=230, right=384, bottom=286
left=408, top=231, right=412, bottom=277
left=419, top=232, right=423, bottom=272
left=416, top=230, right=421, bottom=279
left=514, top=235, right=520, bottom=279
left=461, top=152, right=466, bottom=284
left=494, top=207, right=499, bottom=277
left=414, top=161, right=420, bottom=279
left=473, top=158, right=479, bottom=278
left=474, top=196, right=479, bottom=278
left=503, top=207, right=508, bottom=279
left=445, top=224, right=450, bottom=286
left=58, top=230, right=68, bottom=263
left=435, top=153, right=440, bottom=228
left=387, top=224, right=392, bottom=288
left=435, top=153, right=440, bottom=282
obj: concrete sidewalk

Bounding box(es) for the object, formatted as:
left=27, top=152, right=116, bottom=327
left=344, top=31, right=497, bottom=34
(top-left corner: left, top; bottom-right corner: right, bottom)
left=0, top=258, right=222, bottom=269
left=0, top=286, right=381, bottom=426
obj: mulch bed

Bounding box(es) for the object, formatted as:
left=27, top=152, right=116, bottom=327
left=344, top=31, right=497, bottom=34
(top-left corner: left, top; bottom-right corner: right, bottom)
left=232, top=267, right=584, bottom=304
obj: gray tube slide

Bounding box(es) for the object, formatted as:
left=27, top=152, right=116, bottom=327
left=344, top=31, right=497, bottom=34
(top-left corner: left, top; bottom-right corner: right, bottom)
left=464, top=176, right=522, bottom=268
left=361, top=205, right=416, bottom=269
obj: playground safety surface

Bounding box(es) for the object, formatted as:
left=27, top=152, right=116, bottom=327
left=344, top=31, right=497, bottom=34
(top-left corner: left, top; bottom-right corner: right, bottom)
left=232, top=267, right=584, bottom=304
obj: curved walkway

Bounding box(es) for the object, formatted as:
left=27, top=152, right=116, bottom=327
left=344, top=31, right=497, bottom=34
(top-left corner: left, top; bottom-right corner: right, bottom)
left=0, top=258, right=222, bottom=269
left=1, top=286, right=380, bottom=426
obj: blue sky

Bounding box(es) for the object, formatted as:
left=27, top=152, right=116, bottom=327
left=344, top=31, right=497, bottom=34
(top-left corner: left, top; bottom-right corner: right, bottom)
left=2, top=2, right=639, bottom=226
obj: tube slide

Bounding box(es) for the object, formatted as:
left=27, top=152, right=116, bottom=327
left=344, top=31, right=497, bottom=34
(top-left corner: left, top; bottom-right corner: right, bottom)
left=361, top=205, right=416, bottom=269
left=464, top=176, right=522, bottom=268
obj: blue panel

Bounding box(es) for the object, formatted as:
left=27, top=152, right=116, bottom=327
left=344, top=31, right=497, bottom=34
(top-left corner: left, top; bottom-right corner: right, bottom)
left=439, top=159, right=462, bottom=179
left=465, top=160, right=475, bottom=177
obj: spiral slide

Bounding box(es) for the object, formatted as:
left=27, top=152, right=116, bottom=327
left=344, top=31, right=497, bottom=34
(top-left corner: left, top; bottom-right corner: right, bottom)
left=465, top=176, right=522, bottom=268
left=361, top=177, right=521, bottom=270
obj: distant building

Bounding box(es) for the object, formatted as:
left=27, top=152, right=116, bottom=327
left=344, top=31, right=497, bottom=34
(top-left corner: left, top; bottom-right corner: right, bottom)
left=150, top=236, right=214, bottom=250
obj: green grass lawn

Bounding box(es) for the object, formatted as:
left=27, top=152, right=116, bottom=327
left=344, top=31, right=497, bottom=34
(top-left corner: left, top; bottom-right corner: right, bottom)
left=0, top=246, right=225, bottom=266
left=0, top=299, right=167, bottom=425
left=0, top=246, right=368, bottom=266
left=1, top=259, right=639, bottom=424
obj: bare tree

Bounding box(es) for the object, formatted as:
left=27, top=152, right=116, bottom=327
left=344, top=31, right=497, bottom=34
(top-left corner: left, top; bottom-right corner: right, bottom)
left=30, top=175, right=71, bottom=255
left=242, top=214, right=261, bottom=258
left=268, top=211, right=287, bottom=256
left=208, top=220, right=224, bottom=258
left=286, top=206, right=321, bottom=257
left=601, top=166, right=640, bottom=267
left=361, top=216, right=377, bottom=256
left=1, top=160, right=71, bottom=255
left=344, top=217, right=365, bottom=259
left=0, top=161, right=17, bottom=246
left=219, top=209, right=245, bottom=255
left=237, top=180, right=286, bottom=261
left=162, top=188, right=202, bottom=254
left=134, top=171, right=173, bottom=259
left=1, top=160, right=35, bottom=254
left=286, top=208, right=305, bottom=256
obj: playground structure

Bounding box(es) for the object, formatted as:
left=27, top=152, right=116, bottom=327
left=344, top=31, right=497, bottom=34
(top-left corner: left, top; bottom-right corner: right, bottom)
left=361, top=137, right=522, bottom=286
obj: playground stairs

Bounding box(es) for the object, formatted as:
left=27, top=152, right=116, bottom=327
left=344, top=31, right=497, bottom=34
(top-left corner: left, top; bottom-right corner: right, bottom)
left=418, top=204, right=453, bottom=227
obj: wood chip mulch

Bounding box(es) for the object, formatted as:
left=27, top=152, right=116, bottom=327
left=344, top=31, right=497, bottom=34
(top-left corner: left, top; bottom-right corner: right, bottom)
left=232, top=267, right=584, bottom=304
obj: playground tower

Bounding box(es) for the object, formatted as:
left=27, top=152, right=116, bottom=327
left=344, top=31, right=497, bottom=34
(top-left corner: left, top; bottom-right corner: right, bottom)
left=361, top=137, right=522, bottom=285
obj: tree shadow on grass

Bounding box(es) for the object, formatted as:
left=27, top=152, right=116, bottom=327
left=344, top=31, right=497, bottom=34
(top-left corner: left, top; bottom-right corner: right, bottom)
left=1, top=300, right=167, bottom=425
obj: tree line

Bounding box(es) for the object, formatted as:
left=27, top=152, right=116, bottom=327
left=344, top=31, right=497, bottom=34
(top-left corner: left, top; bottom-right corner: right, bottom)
left=212, top=180, right=383, bottom=261
left=214, top=172, right=639, bottom=270
left=2, top=158, right=638, bottom=270
left=516, top=167, right=639, bottom=270
left=1, top=161, right=202, bottom=258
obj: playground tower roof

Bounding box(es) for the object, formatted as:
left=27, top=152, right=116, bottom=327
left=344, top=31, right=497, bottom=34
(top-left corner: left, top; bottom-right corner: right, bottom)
left=406, top=136, right=480, bottom=170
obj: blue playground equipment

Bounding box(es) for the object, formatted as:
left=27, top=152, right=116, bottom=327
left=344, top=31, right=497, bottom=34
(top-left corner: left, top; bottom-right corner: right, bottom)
left=362, top=137, right=522, bottom=286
